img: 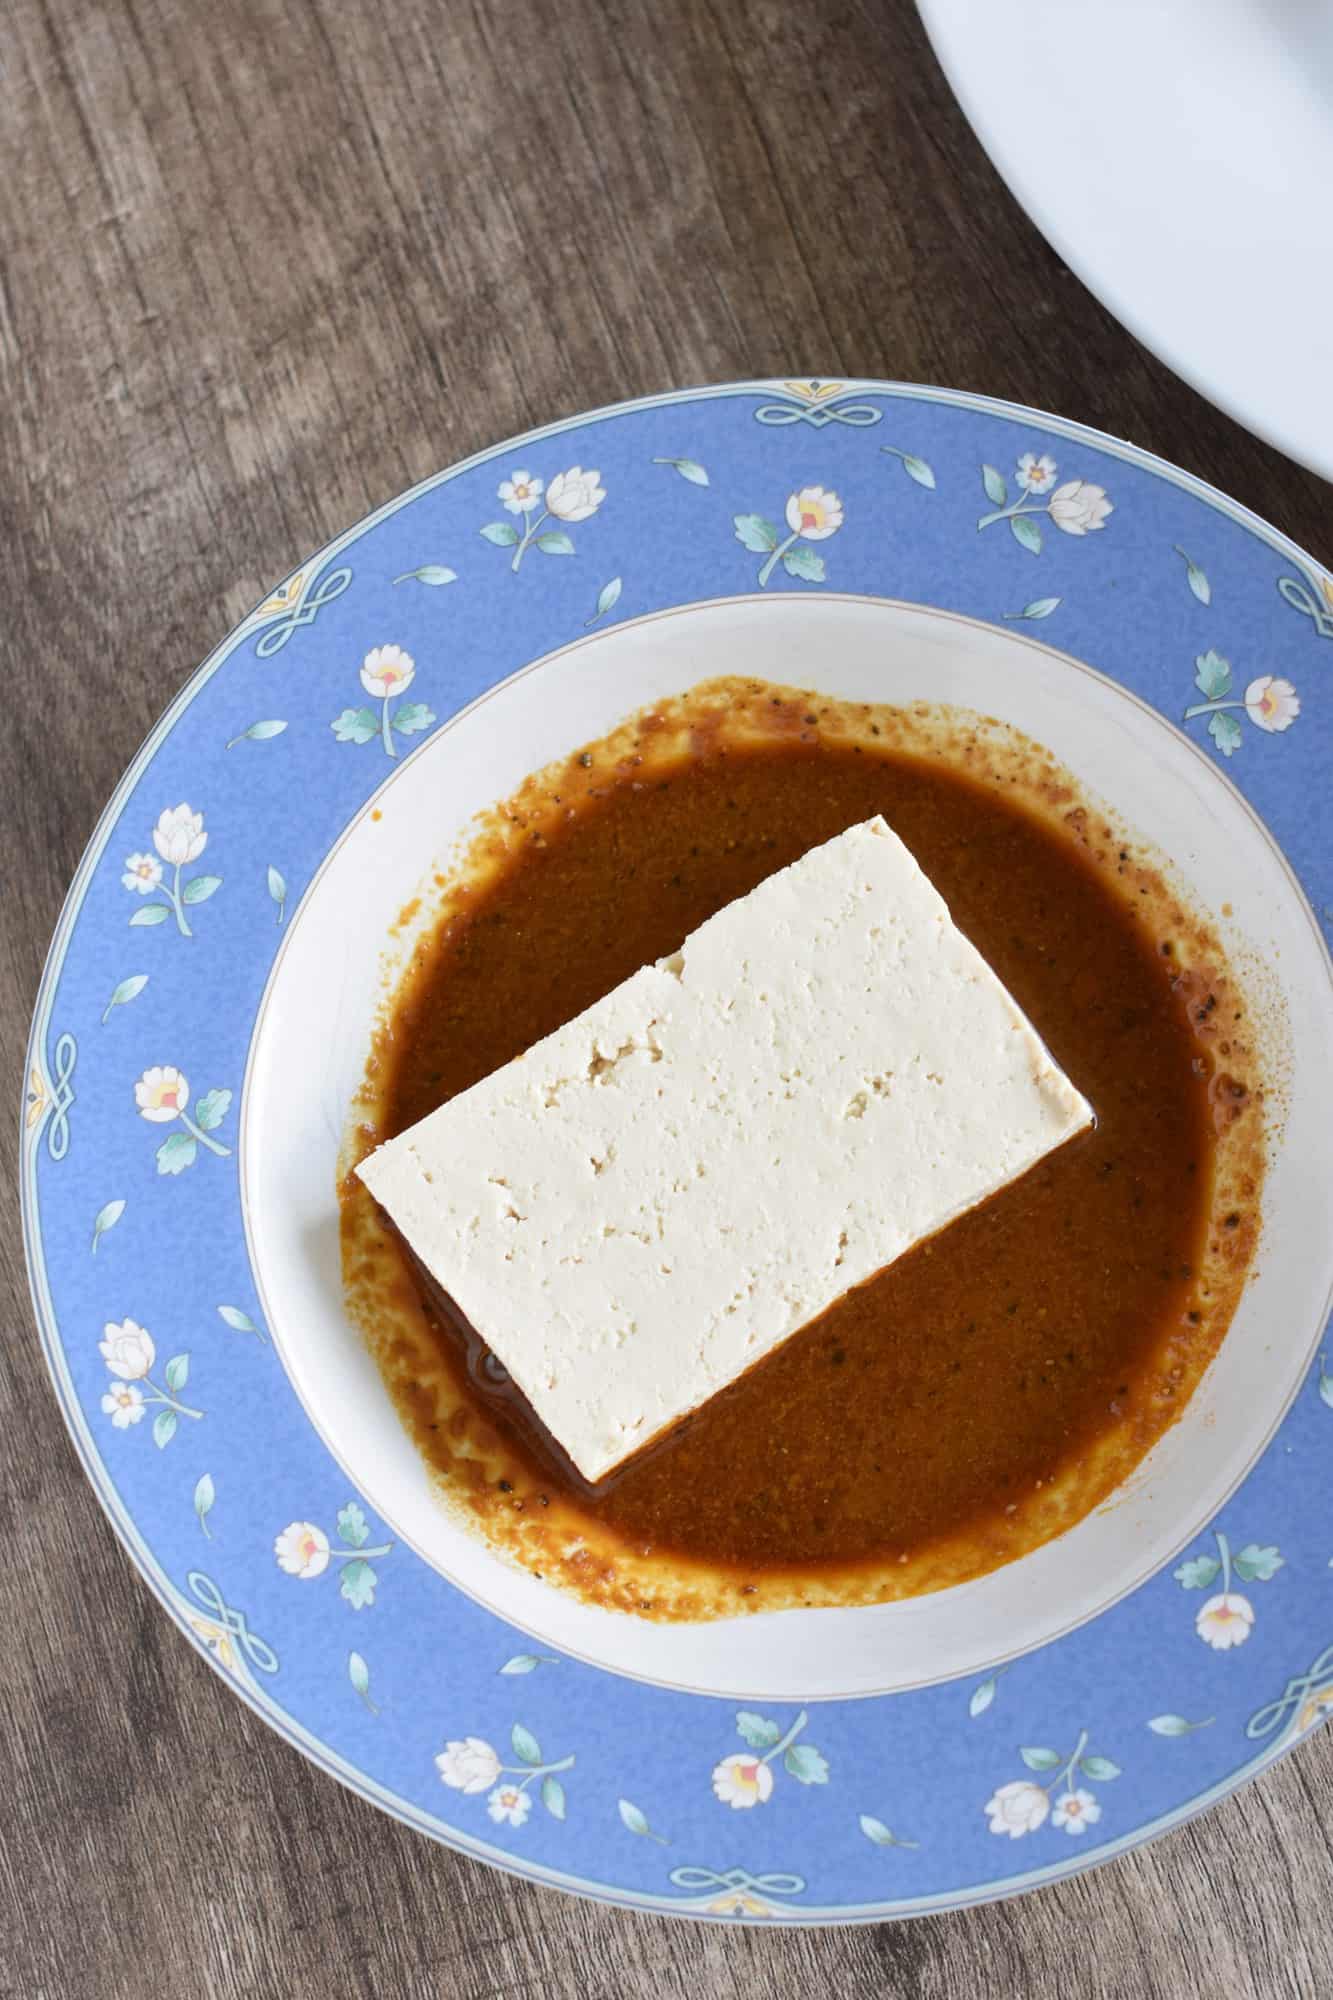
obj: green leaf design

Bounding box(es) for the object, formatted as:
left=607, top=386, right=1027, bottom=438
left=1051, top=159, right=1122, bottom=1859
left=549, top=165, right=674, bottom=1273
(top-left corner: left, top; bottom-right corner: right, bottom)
left=226, top=719, right=287, bottom=748
left=164, top=1352, right=189, bottom=1392
left=218, top=1304, right=264, bottom=1338
left=783, top=547, right=826, bottom=582
left=1148, top=1714, right=1213, bottom=1736
left=784, top=1743, right=829, bottom=1785
left=982, top=464, right=1007, bottom=505
left=587, top=576, right=622, bottom=626
left=969, top=1676, right=998, bottom=1718
left=348, top=1650, right=372, bottom=1697
left=618, top=1798, right=651, bottom=1836
left=156, top=1131, right=197, bottom=1176
left=541, top=1775, right=566, bottom=1820
left=536, top=530, right=575, bottom=556
left=102, top=975, right=148, bottom=1023
left=129, top=904, right=170, bottom=927
left=1232, top=1543, right=1284, bottom=1582
left=332, top=706, right=380, bottom=744
left=1011, top=514, right=1043, bottom=555
left=511, top=1723, right=543, bottom=1766
left=1079, top=1754, right=1121, bottom=1781
left=194, top=1088, right=231, bottom=1132
left=859, top=1813, right=915, bottom=1848
left=392, top=701, right=435, bottom=736
left=733, top=513, right=779, bottom=554
left=480, top=521, right=520, bottom=546
left=182, top=874, right=222, bottom=906
left=394, top=564, right=457, bottom=586
left=883, top=448, right=936, bottom=490
left=653, top=456, right=709, bottom=486
left=194, top=1473, right=215, bottom=1536
left=735, top=1711, right=782, bottom=1750
left=1176, top=547, right=1212, bottom=605
left=1005, top=597, right=1061, bottom=622
left=500, top=1654, right=558, bottom=1675
left=1208, top=710, right=1244, bottom=757
left=267, top=865, right=286, bottom=922
left=153, top=1408, right=178, bottom=1449
left=91, top=1198, right=126, bottom=1252
left=1020, top=1746, right=1062, bottom=1772
left=1174, top=1554, right=1222, bottom=1590
left=340, top=1559, right=377, bottom=1609
left=1320, top=1356, right=1333, bottom=1410
left=1194, top=649, right=1232, bottom=699
left=338, top=1501, right=370, bottom=1549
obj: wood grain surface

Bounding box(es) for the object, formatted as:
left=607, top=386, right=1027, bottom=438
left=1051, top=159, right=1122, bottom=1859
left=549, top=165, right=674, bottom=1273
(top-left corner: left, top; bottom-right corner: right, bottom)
left=3, top=2, right=1331, bottom=1994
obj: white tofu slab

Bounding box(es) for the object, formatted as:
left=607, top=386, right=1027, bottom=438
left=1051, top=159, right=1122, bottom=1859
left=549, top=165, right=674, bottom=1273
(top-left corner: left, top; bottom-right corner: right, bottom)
left=357, top=817, right=1093, bottom=1481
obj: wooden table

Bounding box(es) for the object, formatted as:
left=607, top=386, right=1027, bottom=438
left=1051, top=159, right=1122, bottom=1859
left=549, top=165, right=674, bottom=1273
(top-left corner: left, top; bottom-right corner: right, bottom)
left=4, top=2, right=1331, bottom=1992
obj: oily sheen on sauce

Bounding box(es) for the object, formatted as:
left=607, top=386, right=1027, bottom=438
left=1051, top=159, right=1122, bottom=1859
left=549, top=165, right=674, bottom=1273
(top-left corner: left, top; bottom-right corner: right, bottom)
left=342, top=684, right=1260, bottom=1616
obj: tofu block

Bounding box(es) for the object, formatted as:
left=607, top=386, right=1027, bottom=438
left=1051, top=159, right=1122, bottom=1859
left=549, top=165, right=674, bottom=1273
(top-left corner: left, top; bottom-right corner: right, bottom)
left=357, top=817, right=1092, bottom=1481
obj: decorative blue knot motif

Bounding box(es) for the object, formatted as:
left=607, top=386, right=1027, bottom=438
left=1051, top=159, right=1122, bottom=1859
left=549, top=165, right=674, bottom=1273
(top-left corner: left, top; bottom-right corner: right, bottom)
left=45, top=1032, right=77, bottom=1162
left=1277, top=572, right=1333, bottom=640
left=754, top=381, right=883, bottom=430
left=668, top=1865, right=806, bottom=1897
left=1246, top=1640, right=1333, bottom=1740
left=254, top=563, right=353, bottom=659
left=188, top=1570, right=280, bottom=1677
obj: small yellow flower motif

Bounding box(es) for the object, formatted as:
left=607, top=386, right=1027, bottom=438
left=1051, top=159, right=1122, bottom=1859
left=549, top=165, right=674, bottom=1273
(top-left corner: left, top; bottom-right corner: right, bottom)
left=784, top=380, right=843, bottom=404
left=259, top=572, right=305, bottom=617
left=26, top=1066, right=47, bottom=1130
left=189, top=1616, right=237, bottom=1670
left=708, top=1890, right=774, bottom=1916
left=1297, top=1684, right=1333, bottom=1734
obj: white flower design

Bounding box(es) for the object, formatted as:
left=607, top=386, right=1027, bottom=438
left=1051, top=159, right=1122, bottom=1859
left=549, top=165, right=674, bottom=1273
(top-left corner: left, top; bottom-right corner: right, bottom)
left=486, top=1782, right=532, bottom=1827
left=1049, top=480, right=1113, bottom=536
left=274, top=1521, right=331, bottom=1579
left=1016, top=452, right=1057, bottom=495
left=99, top=1318, right=155, bottom=1381
left=101, top=1381, right=146, bottom=1429
left=785, top=485, right=844, bottom=540
left=711, top=1753, right=775, bottom=1810
left=498, top=470, right=544, bottom=515
left=546, top=466, right=606, bottom=522
left=359, top=644, right=416, bottom=699
left=436, top=1737, right=502, bottom=1795
left=1244, top=675, right=1300, bottom=734
left=135, top=1064, right=189, bottom=1122
left=1196, top=1591, right=1254, bottom=1650
left=122, top=852, right=163, bottom=894
left=1052, top=1788, right=1102, bottom=1835
left=984, top=1779, right=1050, bottom=1839
left=153, top=804, right=207, bottom=867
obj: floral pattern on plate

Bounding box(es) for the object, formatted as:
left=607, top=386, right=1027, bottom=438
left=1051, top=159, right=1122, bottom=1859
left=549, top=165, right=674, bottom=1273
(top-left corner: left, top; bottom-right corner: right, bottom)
left=20, top=380, right=1333, bottom=1924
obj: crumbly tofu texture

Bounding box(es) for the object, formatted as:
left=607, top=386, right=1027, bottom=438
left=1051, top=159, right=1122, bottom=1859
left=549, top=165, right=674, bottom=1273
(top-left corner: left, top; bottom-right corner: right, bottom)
left=357, top=817, right=1093, bottom=1482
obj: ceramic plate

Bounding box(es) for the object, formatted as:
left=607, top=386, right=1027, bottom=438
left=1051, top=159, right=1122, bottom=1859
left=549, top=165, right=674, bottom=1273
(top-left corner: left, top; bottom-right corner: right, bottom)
left=918, top=0, right=1333, bottom=480
left=23, top=379, right=1333, bottom=1925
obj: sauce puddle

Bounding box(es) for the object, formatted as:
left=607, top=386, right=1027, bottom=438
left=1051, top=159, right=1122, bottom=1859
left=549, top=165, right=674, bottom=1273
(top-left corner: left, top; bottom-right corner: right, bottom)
left=340, top=680, right=1264, bottom=1619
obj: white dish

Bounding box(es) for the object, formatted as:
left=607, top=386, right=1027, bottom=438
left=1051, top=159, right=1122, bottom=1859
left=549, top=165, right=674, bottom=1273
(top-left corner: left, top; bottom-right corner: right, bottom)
left=243, top=593, right=1333, bottom=1702
left=918, top=0, right=1333, bottom=479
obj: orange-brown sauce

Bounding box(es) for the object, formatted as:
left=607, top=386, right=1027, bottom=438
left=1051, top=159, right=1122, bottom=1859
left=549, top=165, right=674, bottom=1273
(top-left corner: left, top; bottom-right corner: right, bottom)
left=341, top=681, right=1263, bottom=1617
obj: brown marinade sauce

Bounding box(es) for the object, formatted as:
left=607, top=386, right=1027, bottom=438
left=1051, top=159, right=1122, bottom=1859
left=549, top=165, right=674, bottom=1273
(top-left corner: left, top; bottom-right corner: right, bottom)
left=340, top=680, right=1263, bottom=1618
